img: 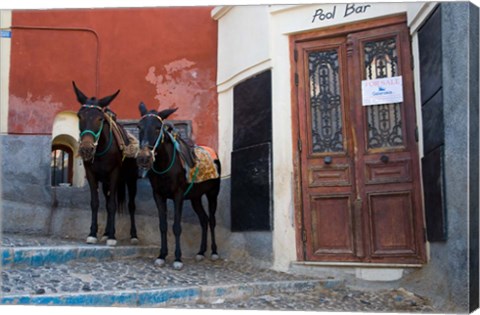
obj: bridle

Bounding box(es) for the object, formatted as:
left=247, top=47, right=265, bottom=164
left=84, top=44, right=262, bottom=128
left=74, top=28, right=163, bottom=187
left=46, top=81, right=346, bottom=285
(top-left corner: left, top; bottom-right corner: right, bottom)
left=140, top=113, right=165, bottom=162
left=139, top=113, right=177, bottom=175
left=79, top=104, right=113, bottom=158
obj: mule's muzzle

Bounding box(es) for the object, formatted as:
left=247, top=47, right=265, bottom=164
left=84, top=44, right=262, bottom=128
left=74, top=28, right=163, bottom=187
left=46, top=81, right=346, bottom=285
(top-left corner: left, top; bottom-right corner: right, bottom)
left=137, top=147, right=154, bottom=171
left=79, top=141, right=96, bottom=162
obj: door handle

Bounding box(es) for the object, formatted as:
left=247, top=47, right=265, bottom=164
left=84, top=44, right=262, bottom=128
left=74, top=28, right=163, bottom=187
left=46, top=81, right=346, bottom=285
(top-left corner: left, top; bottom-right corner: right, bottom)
left=324, top=156, right=333, bottom=164
left=380, top=155, right=389, bottom=163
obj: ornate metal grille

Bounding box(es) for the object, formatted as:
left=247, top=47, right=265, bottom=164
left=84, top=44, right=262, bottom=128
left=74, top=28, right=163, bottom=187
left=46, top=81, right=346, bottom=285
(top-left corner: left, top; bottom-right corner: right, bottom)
left=364, top=38, right=404, bottom=149
left=308, top=49, right=344, bottom=153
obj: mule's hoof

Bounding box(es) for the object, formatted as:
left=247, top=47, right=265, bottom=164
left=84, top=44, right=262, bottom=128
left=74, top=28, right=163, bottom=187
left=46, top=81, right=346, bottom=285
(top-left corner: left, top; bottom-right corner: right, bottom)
left=211, top=254, right=220, bottom=261
left=195, top=254, right=205, bottom=262
left=86, top=236, right=98, bottom=244
left=100, top=235, right=108, bottom=242
left=173, top=261, right=184, bottom=270
left=154, top=259, right=166, bottom=267
left=106, top=239, right=117, bottom=246
left=131, top=238, right=139, bottom=245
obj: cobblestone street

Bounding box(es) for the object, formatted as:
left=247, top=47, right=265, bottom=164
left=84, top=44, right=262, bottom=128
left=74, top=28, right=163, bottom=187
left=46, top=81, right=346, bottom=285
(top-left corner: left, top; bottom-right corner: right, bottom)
left=1, top=234, right=436, bottom=312
left=175, top=284, right=435, bottom=312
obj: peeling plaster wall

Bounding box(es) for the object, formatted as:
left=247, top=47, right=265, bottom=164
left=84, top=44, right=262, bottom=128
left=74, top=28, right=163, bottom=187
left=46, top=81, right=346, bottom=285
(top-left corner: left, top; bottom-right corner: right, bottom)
left=7, top=8, right=218, bottom=149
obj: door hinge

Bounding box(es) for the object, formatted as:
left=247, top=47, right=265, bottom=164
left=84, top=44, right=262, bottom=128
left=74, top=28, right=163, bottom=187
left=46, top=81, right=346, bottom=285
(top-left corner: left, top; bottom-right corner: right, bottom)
left=423, top=227, right=428, bottom=243
left=415, top=126, right=419, bottom=142
left=302, top=229, right=307, bottom=243
left=298, top=138, right=302, bottom=152
left=294, top=49, right=298, bottom=62
left=295, top=73, right=299, bottom=86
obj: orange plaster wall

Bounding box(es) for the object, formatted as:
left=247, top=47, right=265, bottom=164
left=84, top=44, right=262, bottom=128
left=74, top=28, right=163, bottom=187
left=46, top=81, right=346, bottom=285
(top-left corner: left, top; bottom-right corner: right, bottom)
left=8, top=7, right=218, bottom=149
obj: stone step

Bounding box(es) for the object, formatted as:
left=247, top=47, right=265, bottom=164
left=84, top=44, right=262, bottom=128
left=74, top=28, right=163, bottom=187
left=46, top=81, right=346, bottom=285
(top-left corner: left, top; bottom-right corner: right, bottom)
left=1, top=278, right=324, bottom=307
left=1, top=234, right=158, bottom=269
left=1, top=244, right=158, bottom=269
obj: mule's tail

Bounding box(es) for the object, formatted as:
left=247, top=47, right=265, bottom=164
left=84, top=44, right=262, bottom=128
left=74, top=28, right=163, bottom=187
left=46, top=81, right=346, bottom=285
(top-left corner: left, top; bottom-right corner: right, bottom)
left=214, top=159, right=221, bottom=177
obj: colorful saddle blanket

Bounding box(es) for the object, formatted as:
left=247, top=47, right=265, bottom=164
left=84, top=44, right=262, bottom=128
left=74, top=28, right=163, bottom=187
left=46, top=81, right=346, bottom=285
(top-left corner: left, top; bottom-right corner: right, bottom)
left=186, top=146, right=219, bottom=183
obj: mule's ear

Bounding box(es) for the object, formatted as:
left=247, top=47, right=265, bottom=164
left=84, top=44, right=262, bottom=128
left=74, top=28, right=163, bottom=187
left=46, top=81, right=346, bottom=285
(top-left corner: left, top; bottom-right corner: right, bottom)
left=158, top=108, right=178, bottom=120
left=139, top=102, right=148, bottom=116
left=98, top=89, right=120, bottom=107
left=72, top=81, right=88, bottom=105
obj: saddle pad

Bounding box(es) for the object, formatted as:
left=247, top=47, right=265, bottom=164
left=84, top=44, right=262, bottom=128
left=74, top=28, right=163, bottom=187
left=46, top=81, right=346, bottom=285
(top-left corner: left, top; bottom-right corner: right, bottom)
left=187, top=146, right=219, bottom=183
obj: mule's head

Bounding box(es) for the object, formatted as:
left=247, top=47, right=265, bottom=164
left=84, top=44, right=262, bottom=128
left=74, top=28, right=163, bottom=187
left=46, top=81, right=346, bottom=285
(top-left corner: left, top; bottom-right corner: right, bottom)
left=136, top=101, right=177, bottom=170
left=73, top=81, right=120, bottom=162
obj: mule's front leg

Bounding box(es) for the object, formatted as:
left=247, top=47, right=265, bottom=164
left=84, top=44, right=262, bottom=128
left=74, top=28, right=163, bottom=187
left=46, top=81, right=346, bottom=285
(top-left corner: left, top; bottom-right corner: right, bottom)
left=86, top=173, right=99, bottom=244
left=153, top=192, right=168, bottom=267
left=128, top=179, right=139, bottom=244
left=101, top=183, right=111, bottom=243
left=105, top=171, right=120, bottom=246
left=172, top=193, right=185, bottom=270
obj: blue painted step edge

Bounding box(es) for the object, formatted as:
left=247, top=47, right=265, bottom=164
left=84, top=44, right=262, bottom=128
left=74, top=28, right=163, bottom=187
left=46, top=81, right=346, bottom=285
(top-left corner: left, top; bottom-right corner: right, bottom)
left=1, top=245, right=158, bottom=268
left=0, top=280, right=325, bottom=307
left=1, top=287, right=199, bottom=307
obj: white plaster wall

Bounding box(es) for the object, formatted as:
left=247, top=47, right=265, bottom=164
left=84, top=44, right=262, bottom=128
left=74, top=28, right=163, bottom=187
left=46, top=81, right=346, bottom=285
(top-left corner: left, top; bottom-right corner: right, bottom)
left=214, top=2, right=435, bottom=272
left=270, top=15, right=297, bottom=271
left=0, top=10, right=11, bottom=134
left=216, top=5, right=270, bottom=88
left=217, top=89, right=233, bottom=178
left=52, top=111, right=85, bottom=187
left=52, top=111, right=80, bottom=142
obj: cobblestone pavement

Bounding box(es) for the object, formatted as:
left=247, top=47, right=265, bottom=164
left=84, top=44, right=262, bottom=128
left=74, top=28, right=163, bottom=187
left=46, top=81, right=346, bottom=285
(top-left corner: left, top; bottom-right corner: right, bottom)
left=175, top=285, right=435, bottom=313
left=1, top=257, right=312, bottom=295
left=1, top=234, right=436, bottom=312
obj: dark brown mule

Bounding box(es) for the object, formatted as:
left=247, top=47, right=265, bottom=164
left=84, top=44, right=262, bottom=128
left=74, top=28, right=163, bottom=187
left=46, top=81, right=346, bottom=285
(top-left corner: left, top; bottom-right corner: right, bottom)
left=73, top=81, right=138, bottom=246
left=136, top=102, right=221, bottom=269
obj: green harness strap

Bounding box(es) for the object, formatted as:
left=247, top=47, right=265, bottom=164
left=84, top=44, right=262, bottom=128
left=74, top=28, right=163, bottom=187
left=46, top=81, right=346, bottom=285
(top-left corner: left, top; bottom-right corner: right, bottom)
left=79, top=121, right=113, bottom=157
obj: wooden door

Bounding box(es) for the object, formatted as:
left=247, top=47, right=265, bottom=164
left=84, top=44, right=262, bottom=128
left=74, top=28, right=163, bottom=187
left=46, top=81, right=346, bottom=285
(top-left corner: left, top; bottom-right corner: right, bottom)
left=293, top=17, right=427, bottom=264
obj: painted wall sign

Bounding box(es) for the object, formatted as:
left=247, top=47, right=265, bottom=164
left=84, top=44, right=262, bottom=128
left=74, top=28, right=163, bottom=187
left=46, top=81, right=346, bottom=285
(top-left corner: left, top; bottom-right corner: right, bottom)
left=312, top=4, right=371, bottom=23
left=1, top=30, right=11, bottom=38
left=361, top=76, right=404, bottom=106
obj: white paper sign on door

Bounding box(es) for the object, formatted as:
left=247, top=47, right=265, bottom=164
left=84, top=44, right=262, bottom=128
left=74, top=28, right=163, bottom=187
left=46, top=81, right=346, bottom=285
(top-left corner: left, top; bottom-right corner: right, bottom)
left=361, top=76, right=403, bottom=106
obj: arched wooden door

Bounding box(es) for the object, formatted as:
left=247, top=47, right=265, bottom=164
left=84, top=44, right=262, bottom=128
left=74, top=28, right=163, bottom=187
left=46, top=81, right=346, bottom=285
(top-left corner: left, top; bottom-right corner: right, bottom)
left=292, top=16, right=426, bottom=264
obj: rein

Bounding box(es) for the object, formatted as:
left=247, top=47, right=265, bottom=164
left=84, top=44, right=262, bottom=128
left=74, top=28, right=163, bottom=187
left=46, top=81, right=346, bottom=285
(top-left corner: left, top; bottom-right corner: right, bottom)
left=151, top=136, right=175, bottom=175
